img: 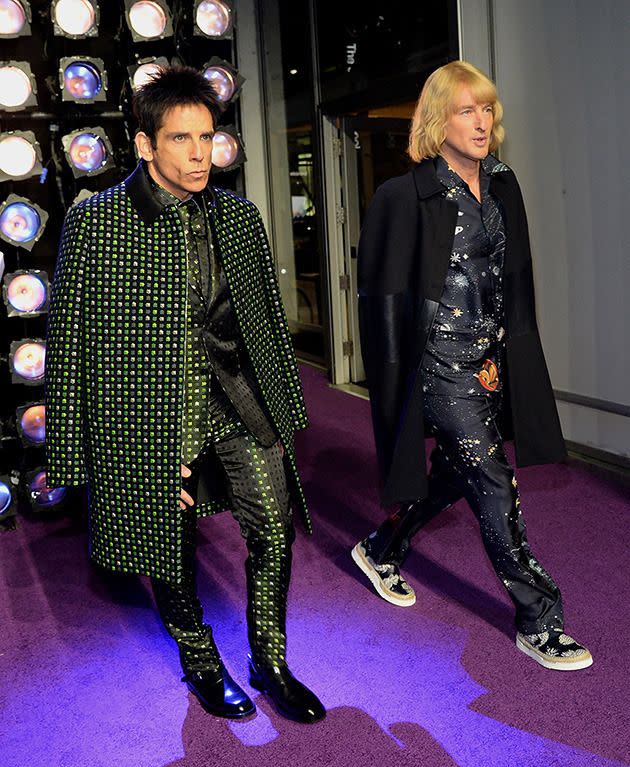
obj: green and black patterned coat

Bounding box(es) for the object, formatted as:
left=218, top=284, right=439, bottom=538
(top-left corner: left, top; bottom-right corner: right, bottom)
left=46, top=164, right=310, bottom=583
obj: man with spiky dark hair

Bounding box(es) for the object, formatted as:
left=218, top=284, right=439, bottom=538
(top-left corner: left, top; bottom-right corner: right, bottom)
left=46, top=66, right=325, bottom=723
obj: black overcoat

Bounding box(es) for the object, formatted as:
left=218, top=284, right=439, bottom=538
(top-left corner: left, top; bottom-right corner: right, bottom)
left=358, top=156, right=567, bottom=507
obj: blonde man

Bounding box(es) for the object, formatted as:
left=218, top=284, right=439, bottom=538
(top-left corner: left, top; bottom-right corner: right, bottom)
left=351, top=61, right=591, bottom=670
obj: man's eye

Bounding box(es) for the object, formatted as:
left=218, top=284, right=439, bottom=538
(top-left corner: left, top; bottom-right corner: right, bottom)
left=201, top=134, right=214, bottom=141
left=174, top=135, right=185, bottom=141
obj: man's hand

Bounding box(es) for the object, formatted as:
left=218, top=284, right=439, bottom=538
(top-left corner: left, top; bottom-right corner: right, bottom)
left=180, top=464, right=194, bottom=510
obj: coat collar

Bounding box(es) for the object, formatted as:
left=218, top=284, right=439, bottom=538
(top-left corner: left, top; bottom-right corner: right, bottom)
left=124, top=161, right=216, bottom=226
left=411, top=154, right=511, bottom=200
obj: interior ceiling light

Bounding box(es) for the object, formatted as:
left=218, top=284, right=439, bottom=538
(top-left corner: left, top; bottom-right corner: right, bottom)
left=0, top=61, right=37, bottom=111
left=0, top=0, right=31, bottom=37
left=128, top=56, right=168, bottom=91
left=52, top=0, right=98, bottom=38
left=0, top=195, right=48, bottom=251
left=0, top=130, right=42, bottom=181
left=202, top=57, right=244, bottom=106
left=62, top=127, right=114, bottom=178
left=125, top=0, right=173, bottom=41
left=17, top=402, right=45, bottom=446
left=211, top=126, right=246, bottom=171
left=27, top=469, right=67, bottom=510
left=10, top=339, right=46, bottom=384
left=60, top=57, right=107, bottom=102
left=194, top=0, right=232, bottom=39
left=3, top=270, right=49, bottom=316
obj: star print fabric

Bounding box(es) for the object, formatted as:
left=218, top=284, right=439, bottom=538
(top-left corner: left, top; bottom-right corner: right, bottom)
left=422, top=155, right=506, bottom=396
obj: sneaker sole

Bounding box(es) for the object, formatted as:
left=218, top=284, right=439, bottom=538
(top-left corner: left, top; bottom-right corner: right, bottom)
left=351, top=543, right=416, bottom=607
left=515, top=635, right=593, bottom=671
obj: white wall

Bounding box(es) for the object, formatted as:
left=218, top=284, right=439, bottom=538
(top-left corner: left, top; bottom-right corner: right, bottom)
left=460, top=0, right=630, bottom=460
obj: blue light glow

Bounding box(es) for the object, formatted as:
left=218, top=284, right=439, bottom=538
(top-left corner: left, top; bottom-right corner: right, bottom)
left=63, top=61, right=102, bottom=100
left=68, top=133, right=107, bottom=172
left=30, top=471, right=67, bottom=507
left=0, top=201, right=41, bottom=243
left=0, top=481, right=12, bottom=515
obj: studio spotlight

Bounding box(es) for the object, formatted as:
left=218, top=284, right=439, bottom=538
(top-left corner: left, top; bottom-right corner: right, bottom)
left=0, top=130, right=43, bottom=181
left=211, top=126, right=246, bottom=171
left=60, top=57, right=107, bottom=103
left=0, top=474, right=17, bottom=527
left=0, top=61, right=37, bottom=111
left=202, top=57, right=244, bottom=107
left=3, top=270, right=49, bottom=317
left=16, top=402, right=45, bottom=446
left=25, top=469, right=67, bottom=511
left=0, top=0, right=31, bottom=38
left=10, top=339, right=45, bottom=385
left=125, top=0, right=173, bottom=42
left=128, top=56, right=168, bottom=91
left=0, top=195, right=48, bottom=252
left=194, top=0, right=233, bottom=39
left=52, top=0, right=98, bottom=38
left=61, top=128, right=114, bottom=178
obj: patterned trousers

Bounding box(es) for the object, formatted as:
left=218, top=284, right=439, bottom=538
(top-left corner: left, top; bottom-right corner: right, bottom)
left=369, top=392, right=564, bottom=634
left=151, top=388, right=293, bottom=673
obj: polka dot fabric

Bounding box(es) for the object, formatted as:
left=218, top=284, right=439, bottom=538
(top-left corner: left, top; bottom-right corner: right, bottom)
left=46, top=171, right=311, bottom=585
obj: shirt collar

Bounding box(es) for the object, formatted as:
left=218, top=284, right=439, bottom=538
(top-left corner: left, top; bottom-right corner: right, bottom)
left=436, top=154, right=491, bottom=197
left=145, top=166, right=204, bottom=213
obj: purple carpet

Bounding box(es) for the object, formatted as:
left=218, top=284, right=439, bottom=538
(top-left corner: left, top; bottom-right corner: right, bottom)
left=1, top=364, right=629, bottom=767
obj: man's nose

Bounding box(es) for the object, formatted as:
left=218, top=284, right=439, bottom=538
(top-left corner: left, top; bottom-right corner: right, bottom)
left=190, top=140, right=204, bottom=160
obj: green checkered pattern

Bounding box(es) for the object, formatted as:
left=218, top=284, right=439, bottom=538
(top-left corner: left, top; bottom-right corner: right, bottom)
left=46, top=182, right=310, bottom=584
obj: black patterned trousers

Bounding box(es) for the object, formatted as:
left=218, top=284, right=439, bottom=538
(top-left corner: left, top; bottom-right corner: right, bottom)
left=369, top=392, right=564, bottom=634
left=151, top=389, right=293, bottom=674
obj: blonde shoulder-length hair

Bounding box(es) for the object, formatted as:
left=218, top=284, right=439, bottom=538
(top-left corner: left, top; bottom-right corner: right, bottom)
left=408, top=60, right=505, bottom=163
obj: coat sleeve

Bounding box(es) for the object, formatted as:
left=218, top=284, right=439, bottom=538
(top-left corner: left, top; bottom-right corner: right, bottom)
left=253, top=208, right=309, bottom=432
left=45, top=203, right=90, bottom=486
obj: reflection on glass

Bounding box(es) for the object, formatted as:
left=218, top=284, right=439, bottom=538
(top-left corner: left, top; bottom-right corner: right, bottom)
left=0, top=481, right=12, bottom=515
left=20, top=404, right=46, bottom=444
left=0, top=201, right=41, bottom=244
left=211, top=131, right=239, bottom=168
left=203, top=65, right=236, bottom=102
left=54, top=0, right=96, bottom=36
left=7, top=273, right=47, bottom=313
left=196, top=0, right=231, bottom=37
left=63, top=61, right=103, bottom=99
left=30, top=471, right=67, bottom=507
left=0, top=134, right=36, bottom=177
left=128, top=1, right=166, bottom=38
left=68, top=133, right=108, bottom=172
left=132, top=61, right=163, bottom=90
left=0, top=0, right=27, bottom=36
left=13, top=342, right=45, bottom=381
left=0, top=65, right=32, bottom=108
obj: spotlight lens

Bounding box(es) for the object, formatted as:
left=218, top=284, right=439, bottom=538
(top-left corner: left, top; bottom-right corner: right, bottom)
left=203, top=66, right=236, bottom=102
left=132, top=61, right=163, bottom=90
left=0, top=481, right=12, bottom=515
left=129, top=1, right=167, bottom=38
left=64, top=61, right=102, bottom=100
left=68, top=133, right=108, bottom=172
left=54, top=0, right=96, bottom=36
left=0, top=65, right=32, bottom=108
left=20, top=404, right=46, bottom=443
left=0, top=0, right=26, bottom=36
left=7, top=273, right=47, bottom=313
left=0, top=135, right=36, bottom=177
left=13, top=342, right=46, bottom=380
left=30, top=471, right=67, bottom=507
left=211, top=132, right=239, bottom=169
left=0, top=202, right=41, bottom=244
left=196, top=0, right=231, bottom=37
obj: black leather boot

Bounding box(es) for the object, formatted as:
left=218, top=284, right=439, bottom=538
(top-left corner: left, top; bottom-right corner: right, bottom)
left=249, top=655, right=325, bottom=723
left=183, top=664, right=255, bottom=719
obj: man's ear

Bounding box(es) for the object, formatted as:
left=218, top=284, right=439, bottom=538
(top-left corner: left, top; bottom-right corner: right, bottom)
left=135, top=131, right=154, bottom=162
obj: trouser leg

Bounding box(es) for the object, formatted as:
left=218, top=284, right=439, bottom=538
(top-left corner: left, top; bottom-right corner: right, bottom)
left=370, top=443, right=464, bottom=566
left=425, top=393, right=564, bottom=634
left=212, top=431, right=294, bottom=668
left=150, top=482, right=222, bottom=674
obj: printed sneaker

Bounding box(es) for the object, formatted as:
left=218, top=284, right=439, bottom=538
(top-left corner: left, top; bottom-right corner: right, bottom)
left=516, top=628, right=593, bottom=671
left=351, top=539, right=416, bottom=607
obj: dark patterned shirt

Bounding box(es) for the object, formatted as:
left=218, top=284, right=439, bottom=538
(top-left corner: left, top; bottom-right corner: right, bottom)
left=422, top=155, right=507, bottom=397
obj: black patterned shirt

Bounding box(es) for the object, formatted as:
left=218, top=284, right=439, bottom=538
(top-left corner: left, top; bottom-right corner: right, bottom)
left=422, top=155, right=507, bottom=397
